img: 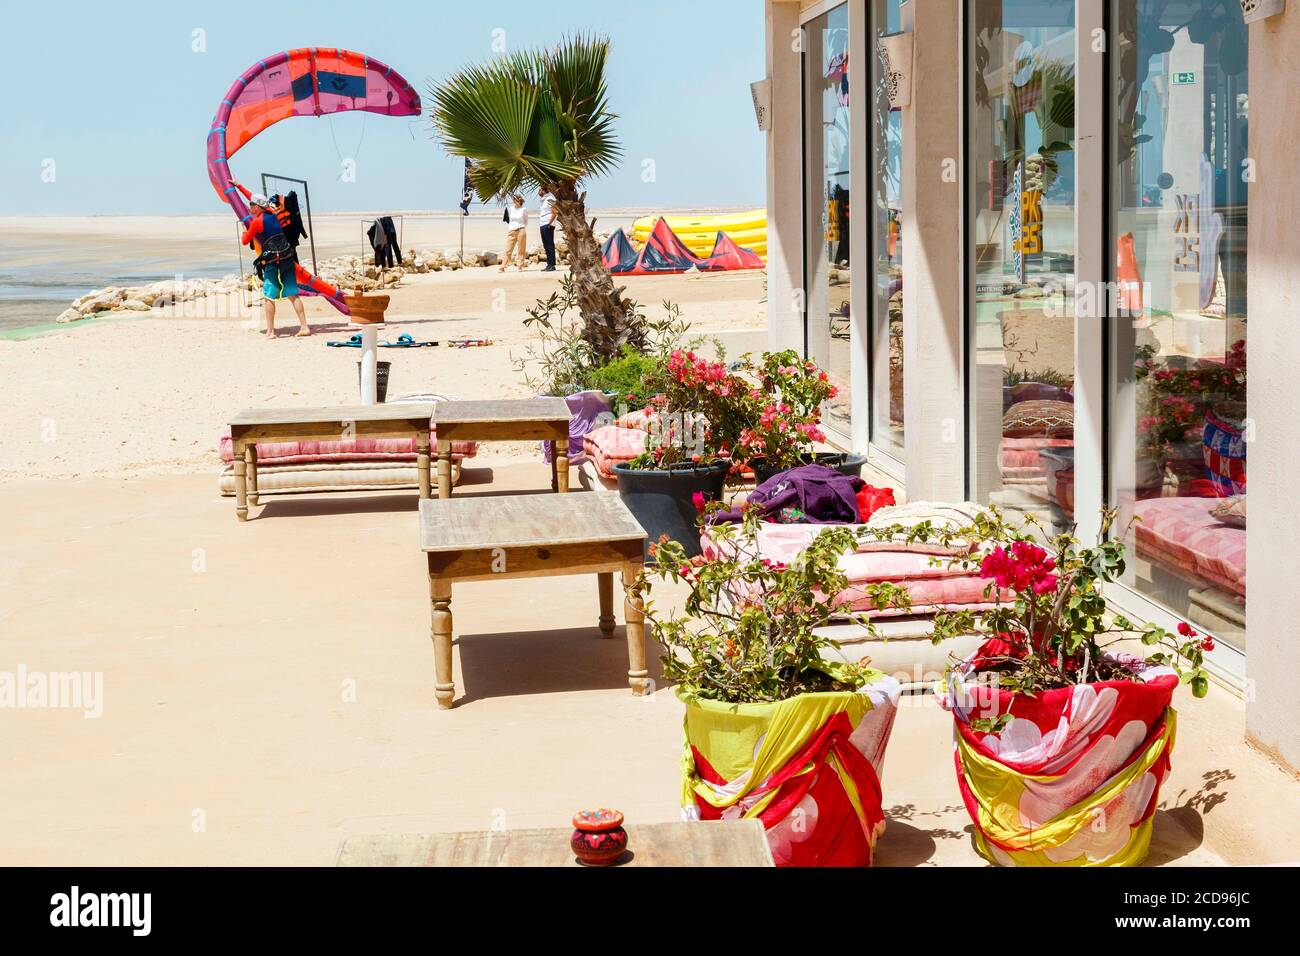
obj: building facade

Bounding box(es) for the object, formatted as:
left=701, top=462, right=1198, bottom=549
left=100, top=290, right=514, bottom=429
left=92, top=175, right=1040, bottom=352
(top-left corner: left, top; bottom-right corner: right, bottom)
left=762, top=0, right=1298, bottom=770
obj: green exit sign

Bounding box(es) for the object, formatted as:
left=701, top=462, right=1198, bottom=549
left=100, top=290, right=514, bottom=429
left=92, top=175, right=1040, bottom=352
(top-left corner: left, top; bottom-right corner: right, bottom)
left=1172, top=71, right=1197, bottom=85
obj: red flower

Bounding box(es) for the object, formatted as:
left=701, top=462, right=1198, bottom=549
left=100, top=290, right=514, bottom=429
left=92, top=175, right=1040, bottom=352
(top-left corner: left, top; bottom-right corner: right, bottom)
left=691, top=492, right=706, bottom=513
left=1201, top=638, right=1216, bottom=652
left=979, top=541, right=1058, bottom=596
left=1177, top=621, right=1197, bottom=638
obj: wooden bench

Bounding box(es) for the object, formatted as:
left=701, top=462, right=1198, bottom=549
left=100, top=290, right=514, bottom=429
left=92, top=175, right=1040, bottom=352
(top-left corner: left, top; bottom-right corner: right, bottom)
left=420, top=492, right=648, bottom=709
left=227, top=403, right=436, bottom=520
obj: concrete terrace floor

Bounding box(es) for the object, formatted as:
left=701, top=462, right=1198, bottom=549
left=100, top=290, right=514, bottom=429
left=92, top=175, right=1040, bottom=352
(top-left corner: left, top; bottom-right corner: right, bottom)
left=1, top=461, right=1296, bottom=866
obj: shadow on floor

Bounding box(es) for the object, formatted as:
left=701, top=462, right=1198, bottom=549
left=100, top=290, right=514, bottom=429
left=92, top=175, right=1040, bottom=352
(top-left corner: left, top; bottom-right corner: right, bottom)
left=1145, top=806, right=1206, bottom=865
left=250, top=492, right=421, bottom=520
left=455, top=625, right=665, bottom=705
left=878, top=803, right=972, bottom=866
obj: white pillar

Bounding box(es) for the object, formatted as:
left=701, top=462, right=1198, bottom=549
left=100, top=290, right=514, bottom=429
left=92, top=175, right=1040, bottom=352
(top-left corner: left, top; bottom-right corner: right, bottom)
left=901, top=0, right=965, bottom=503
left=1245, top=9, right=1300, bottom=773
left=765, top=0, right=804, bottom=354
left=1071, top=1, right=1106, bottom=544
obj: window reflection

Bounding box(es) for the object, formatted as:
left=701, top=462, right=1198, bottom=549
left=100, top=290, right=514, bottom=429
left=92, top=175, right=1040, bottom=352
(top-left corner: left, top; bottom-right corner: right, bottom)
left=1111, top=0, right=1248, bottom=650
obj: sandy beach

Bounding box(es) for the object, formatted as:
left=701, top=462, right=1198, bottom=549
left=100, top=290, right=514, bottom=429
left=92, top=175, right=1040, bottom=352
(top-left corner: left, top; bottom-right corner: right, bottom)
left=0, top=250, right=767, bottom=481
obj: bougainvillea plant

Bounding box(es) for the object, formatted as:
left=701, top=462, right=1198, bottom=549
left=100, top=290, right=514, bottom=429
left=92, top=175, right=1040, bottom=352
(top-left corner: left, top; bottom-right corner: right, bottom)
left=640, top=505, right=910, bottom=704
left=1134, top=339, right=1246, bottom=455
left=628, top=348, right=757, bottom=470
left=733, top=349, right=838, bottom=472
left=882, top=507, right=1215, bottom=712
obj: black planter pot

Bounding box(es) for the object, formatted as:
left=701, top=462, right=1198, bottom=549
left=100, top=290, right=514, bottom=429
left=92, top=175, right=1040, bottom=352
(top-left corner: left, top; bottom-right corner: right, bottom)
left=613, top=460, right=730, bottom=560
left=750, top=451, right=869, bottom=486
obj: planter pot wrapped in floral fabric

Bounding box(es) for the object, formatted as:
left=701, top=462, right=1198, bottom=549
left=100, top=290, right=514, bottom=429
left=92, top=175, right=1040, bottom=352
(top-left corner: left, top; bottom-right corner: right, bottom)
left=940, top=643, right=1179, bottom=867
left=679, top=670, right=901, bottom=867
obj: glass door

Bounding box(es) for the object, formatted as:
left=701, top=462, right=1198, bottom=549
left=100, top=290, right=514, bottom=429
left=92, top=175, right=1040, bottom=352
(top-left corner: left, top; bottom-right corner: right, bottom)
left=868, top=0, right=905, bottom=465
left=1109, top=0, right=1249, bottom=653
left=804, top=3, right=853, bottom=441
left=967, top=0, right=1077, bottom=530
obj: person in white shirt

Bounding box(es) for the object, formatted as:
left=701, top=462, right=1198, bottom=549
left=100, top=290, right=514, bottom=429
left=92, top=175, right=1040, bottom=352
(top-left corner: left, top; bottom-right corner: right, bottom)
left=499, top=194, right=529, bottom=272
left=538, top=187, right=558, bottom=271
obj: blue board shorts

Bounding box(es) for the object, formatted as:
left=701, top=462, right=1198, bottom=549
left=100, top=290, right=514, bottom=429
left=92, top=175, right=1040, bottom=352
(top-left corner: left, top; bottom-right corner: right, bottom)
left=262, top=261, right=300, bottom=300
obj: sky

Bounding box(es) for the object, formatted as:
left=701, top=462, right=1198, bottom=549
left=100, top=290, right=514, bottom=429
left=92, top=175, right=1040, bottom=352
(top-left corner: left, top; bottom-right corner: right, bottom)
left=1, top=0, right=765, bottom=216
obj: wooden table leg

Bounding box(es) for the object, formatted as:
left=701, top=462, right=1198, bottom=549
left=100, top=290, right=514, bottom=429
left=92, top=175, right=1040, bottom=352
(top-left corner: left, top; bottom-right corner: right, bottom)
left=233, top=444, right=248, bottom=521
left=436, top=439, right=452, bottom=499
left=622, top=563, right=649, bottom=695
left=550, top=441, right=559, bottom=492
left=556, top=445, right=570, bottom=493
left=416, top=431, right=432, bottom=500
left=598, top=572, right=615, bottom=637
left=429, top=564, right=455, bottom=709
left=245, top=444, right=259, bottom=507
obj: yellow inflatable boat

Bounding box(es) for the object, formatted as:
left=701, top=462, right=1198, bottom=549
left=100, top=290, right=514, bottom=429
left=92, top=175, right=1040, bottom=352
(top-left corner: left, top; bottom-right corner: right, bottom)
left=631, top=209, right=767, bottom=259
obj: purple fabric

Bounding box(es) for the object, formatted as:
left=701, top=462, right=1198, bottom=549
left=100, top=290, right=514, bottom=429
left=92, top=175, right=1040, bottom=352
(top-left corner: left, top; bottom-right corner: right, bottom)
left=710, top=464, right=864, bottom=525
left=540, top=390, right=614, bottom=464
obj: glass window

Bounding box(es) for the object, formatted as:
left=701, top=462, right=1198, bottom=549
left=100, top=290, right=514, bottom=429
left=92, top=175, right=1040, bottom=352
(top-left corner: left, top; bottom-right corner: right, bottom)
left=1110, top=0, right=1248, bottom=650
left=870, top=0, right=904, bottom=460
left=804, top=4, right=852, bottom=439
left=968, top=0, right=1077, bottom=531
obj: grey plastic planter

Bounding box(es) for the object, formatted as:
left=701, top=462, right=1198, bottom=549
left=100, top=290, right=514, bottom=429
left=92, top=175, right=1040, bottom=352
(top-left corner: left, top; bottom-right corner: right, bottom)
left=613, top=460, right=730, bottom=561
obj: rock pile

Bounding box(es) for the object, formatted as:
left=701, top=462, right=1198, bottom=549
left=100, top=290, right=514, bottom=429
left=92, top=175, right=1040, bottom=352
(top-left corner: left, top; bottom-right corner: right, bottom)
left=55, top=233, right=601, bottom=324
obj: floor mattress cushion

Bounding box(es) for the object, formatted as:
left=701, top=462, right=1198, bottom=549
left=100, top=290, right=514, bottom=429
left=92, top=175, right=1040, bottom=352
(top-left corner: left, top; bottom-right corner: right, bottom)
left=218, top=459, right=456, bottom=497
left=1133, top=496, right=1246, bottom=598
left=701, top=515, right=1006, bottom=619
left=1000, top=437, right=1074, bottom=480
left=218, top=431, right=478, bottom=465
left=583, top=425, right=648, bottom=479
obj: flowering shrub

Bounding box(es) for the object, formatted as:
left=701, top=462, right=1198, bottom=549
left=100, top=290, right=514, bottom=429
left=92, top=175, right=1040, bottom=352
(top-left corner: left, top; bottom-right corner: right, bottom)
left=1135, top=339, right=1246, bottom=457
left=733, top=350, right=838, bottom=472
left=629, top=349, right=756, bottom=469
left=869, top=507, right=1215, bottom=701
left=641, top=506, right=910, bottom=703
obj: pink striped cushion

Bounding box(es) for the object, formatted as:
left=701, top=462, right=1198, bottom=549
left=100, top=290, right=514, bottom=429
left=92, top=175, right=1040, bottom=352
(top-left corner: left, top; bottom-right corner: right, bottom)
left=583, top=425, right=648, bottom=478
left=701, top=524, right=1007, bottom=617
left=218, top=430, right=478, bottom=464
left=1000, top=437, right=1074, bottom=475
left=1134, top=497, right=1246, bottom=597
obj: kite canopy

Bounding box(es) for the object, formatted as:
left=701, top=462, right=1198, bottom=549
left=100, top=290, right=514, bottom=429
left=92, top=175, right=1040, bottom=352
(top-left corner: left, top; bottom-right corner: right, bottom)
left=207, top=48, right=420, bottom=222
left=601, top=228, right=639, bottom=274
left=206, top=49, right=420, bottom=314
left=698, top=231, right=765, bottom=272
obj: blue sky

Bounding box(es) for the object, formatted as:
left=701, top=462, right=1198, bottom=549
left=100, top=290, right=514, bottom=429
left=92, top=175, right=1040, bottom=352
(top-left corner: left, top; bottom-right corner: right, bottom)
left=2, top=0, right=765, bottom=215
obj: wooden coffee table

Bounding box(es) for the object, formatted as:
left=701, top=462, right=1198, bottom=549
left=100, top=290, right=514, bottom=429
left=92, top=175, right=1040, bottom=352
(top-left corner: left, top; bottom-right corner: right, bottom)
left=336, top=820, right=774, bottom=867
left=420, top=492, right=648, bottom=709
left=227, top=402, right=436, bottom=520
left=432, top=398, right=572, bottom=498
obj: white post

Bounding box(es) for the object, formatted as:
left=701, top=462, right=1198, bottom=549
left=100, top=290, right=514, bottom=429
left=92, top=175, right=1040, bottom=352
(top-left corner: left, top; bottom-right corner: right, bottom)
left=358, top=325, right=380, bottom=404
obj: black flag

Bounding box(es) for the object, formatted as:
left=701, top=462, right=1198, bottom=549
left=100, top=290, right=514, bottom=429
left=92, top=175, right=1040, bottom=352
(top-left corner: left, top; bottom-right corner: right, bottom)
left=459, top=159, right=474, bottom=216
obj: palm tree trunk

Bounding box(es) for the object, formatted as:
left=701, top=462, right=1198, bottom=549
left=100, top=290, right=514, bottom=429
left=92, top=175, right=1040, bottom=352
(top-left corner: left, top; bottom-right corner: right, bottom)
left=552, top=182, right=643, bottom=361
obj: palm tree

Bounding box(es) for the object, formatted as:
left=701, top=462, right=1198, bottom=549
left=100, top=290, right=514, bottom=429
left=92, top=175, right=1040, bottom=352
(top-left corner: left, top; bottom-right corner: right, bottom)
left=429, top=35, right=640, bottom=360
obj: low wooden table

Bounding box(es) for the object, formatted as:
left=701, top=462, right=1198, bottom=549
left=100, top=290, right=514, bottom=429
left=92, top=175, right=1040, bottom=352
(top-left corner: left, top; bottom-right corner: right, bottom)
left=336, top=820, right=774, bottom=867
left=227, top=402, right=436, bottom=520
left=432, top=398, right=572, bottom=498
left=420, top=492, right=647, bottom=709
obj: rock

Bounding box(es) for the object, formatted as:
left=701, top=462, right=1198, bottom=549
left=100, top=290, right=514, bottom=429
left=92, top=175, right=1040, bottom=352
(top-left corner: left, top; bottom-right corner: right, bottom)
left=481, top=252, right=499, bottom=267
left=55, top=308, right=85, bottom=324
left=120, top=299, right=150, bottom=311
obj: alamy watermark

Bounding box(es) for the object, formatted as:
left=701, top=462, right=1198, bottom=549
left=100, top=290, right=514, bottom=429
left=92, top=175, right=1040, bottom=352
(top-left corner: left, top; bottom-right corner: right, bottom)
left=0, top=665, right=103, bottom=718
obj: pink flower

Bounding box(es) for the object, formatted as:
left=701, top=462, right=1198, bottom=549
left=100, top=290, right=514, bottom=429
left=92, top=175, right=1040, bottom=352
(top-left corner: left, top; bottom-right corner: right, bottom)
left=691, top=492, right=706, bottom=513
